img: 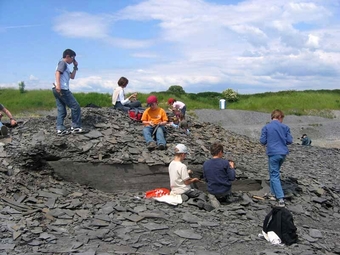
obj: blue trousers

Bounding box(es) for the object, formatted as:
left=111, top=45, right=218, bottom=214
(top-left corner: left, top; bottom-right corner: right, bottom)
left=143, top=125, right=166, bottom=146
left=52, top=88, right=82, bottom=131
left=268, top=154, right=286, bottom=200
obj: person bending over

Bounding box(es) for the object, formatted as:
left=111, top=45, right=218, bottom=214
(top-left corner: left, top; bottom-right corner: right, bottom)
left=0, top=104, right=17, bottom=137
left=168, top=98, right=186, bottom=119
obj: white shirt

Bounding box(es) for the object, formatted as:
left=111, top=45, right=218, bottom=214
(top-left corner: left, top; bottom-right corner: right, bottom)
left=168, top=160, right=190, bottom=194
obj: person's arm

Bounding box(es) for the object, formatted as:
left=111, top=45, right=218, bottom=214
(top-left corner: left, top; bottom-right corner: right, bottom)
left=55, top=71, right=61, bottom=93
left=184, top=177, right=200, bottom=185
left=2, top=107, right=17, bottom=126
left=158, top=109, right=168, bottom=126
left=226, top=161, right=236, bottom=181
left=70, top=59, right=78, bottom=79
left=259, top=127, right=267, bottom=145
left=286, top=127, right=293, bottom=145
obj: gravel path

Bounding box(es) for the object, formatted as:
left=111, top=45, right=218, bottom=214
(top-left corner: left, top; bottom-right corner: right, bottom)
left=194, top=109, right=340, bottom=148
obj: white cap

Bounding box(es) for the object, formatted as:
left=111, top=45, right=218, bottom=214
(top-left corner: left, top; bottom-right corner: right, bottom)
left=175, top=144, right=188, bottom=154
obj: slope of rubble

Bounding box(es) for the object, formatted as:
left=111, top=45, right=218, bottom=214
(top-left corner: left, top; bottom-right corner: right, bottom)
left=0, top=107, right=339, bottom=255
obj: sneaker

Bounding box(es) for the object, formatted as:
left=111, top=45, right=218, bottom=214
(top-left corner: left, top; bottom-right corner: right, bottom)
left=57, top=129, right=71, bottom=136
left=71, top=127, right=83, bottom=133
left=158, top=144, right=166, bottom=150
left=264, top=193, right=277, bottom=201
left=277, top=199, right=285, bottom=207
left=0, top=126, right=8, bottom=137
left=147, top=141, right=157, bottom=150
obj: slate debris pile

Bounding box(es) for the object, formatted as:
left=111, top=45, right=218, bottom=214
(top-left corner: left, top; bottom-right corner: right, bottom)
left=0, top=107, right=339, bottom=254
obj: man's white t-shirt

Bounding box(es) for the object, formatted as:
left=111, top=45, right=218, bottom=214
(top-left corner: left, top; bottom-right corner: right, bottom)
left=168, top=160, right=190, bottom=194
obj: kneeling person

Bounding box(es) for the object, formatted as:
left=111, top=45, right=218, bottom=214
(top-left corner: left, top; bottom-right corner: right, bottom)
left=203, top=142, right=236, bottom=203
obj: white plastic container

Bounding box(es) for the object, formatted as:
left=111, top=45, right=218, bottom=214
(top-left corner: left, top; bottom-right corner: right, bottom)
left=219, top=99, right=226, bottom=109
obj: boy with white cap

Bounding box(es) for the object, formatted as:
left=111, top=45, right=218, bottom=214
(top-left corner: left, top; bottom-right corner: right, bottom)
left=168, top=144, right=213, bottom=211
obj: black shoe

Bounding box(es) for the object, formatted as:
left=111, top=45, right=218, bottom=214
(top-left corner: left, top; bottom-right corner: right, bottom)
left=147, top=141, right=157, bottom=150
left=158, top=144, right=166, bottom=150
left=0, top=126, right=8, bottom=137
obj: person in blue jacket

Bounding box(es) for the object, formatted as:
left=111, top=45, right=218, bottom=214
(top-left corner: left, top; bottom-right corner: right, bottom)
left=260, top=109, right=293, bottom=207
left=203, top=142, right=236, bottom=204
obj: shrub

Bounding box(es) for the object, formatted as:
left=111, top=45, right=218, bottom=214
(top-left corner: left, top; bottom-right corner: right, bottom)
left=167, top=85, right=185, bottom=95
left=18, top=81, right=26, bottom=93
left=222, top=88, right=238, bottom=102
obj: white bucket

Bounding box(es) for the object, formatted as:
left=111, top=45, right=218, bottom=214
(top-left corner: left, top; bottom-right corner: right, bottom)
left=219, top=99, right=226, bottom=109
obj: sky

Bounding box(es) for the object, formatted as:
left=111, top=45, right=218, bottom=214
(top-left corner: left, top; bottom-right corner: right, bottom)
left=1, top=0, right=340, bottom=95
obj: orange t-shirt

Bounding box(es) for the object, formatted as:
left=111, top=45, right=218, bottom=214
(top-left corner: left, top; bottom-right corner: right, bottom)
left=141, top=107, right=168, bottom=125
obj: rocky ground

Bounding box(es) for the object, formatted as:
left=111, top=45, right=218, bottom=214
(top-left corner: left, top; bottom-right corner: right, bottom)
left=0, top=107, right=339, bottom=255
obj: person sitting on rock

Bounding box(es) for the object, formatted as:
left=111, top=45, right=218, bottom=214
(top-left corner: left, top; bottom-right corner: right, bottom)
left=141, top=95, right=168, bottom=150
left=299, top=134, right=312, bottom=146
left=0, top=103, right=17, bottom=137
left=203, top=142, right=238, bottom=204
left=169, top=144, right=214, bottom=211
left=168, top=98, right=186, bottom=119
left=112, top=77, right=141, bottom=113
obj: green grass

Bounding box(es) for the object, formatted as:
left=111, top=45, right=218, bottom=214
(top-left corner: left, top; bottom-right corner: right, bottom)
left=1, top=88, right=340, bottom=118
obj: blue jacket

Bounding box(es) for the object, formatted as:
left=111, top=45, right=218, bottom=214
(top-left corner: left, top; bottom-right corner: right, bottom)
left=203, top=158, right=236, bottom=195
left=260, top=120, right=293, bottom=156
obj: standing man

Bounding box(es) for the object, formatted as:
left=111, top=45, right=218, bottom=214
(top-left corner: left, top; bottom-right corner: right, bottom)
left=52, top=49, right=82, bottom=135
left=260, top=109, right=293, bottom=207
left=0, top=104, right=17, bottom=137
left=203, top=142, right=236, bottom=204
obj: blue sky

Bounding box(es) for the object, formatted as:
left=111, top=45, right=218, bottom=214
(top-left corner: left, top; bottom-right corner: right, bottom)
left=1, top=0, right=340, bottom=95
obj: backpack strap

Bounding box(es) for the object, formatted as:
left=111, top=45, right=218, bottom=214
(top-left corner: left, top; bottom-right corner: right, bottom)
left=263, top=209, right=274, bottom=233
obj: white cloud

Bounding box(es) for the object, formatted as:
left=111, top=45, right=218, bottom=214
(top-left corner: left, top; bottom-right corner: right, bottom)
left=53, top=12, right=110, bottom=39
left=29, top=75, right=38, bottom=81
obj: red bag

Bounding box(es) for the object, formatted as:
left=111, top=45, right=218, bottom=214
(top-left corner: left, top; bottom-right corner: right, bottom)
left=128, top=109, right=143, bottom=122
left=145, top=188, right=170, bottom=198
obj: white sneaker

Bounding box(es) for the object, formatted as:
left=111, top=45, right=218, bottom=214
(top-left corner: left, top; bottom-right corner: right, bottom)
left=57, top=129, right=71, bottom=136
left=71, top=127, right=83, bottom=133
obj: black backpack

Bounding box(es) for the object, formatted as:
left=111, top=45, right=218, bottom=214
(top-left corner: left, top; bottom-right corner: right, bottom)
left=263, top=207, right=298, bottom=245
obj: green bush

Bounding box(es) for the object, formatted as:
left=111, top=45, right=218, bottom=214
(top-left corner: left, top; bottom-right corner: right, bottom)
left=18, top=81, right=25, bottom=93
left=222, top=88, right=238, bottom=102
left=167, top=85, right=185, bottom=95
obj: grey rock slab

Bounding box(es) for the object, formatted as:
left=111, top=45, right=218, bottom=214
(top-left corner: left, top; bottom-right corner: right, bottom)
left=142, top=222, right=169, bottom=231
left=309, top=229, right=323, bottom=238
left=84, top=130, right=103, bottom=139
left=173, top=229, right=202, bottom=240
left=302, top=234, right=318, bottom=243
left=90, top=219, right=110, bottom=227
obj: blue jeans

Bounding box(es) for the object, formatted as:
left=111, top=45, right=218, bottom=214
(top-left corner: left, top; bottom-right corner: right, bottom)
left=52, top=88, right=81, bottom=130
left=268, top=155, right=286, bottom=200
left=143, top=125, right=166, bottom=145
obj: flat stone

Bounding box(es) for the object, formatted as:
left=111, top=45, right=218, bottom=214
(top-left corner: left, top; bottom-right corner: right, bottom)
left=142, top=223, right=169, bottom=231
left=174, top=229, right=202, bottom=240
left=309, top=229, right=323, bottom=238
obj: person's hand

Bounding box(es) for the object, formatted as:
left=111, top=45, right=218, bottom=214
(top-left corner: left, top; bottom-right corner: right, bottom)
left=188, top=169, right=193, bottom=174
left=73, top=59, right=78, bottom=67
left=229, top=160, right=235, bottom=169
left=10, top=119, right=17, bottom=126
left=192, top=178, right=200, bottom=183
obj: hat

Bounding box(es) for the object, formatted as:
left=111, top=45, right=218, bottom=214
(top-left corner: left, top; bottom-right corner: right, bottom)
left=168, top=98, right=175, bottom=104
left=175, top=144, right=188, bottom=154
left=147, top=95, right=158, bottom=104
